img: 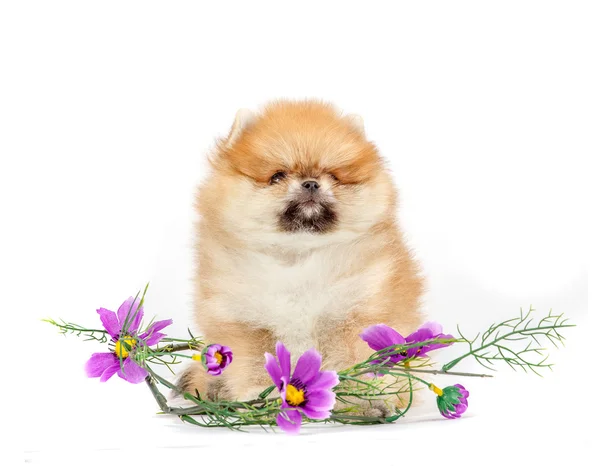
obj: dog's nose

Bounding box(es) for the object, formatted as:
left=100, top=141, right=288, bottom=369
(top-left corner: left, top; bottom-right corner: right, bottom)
left=302, top=180, right=320, bottom=192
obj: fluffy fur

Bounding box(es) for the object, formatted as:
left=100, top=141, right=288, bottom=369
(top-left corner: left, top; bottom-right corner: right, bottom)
left=178, top=100, right=423, bottom=411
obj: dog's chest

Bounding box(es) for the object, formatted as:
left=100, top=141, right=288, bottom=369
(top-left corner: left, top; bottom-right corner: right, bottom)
left=220, top=249, right=380, bottom=353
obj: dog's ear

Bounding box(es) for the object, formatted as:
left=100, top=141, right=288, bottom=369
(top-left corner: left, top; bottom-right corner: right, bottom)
left=225, top=108, right=256, bottom=146
left=344, top=113, right=365, bottom=135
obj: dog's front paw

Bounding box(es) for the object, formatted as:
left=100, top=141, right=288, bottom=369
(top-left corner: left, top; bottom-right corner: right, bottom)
left=335, top=397, right=394, bottom=419
left=229, top=385, right=269, bottom=402
left=361, top=399, right=392, bottom=418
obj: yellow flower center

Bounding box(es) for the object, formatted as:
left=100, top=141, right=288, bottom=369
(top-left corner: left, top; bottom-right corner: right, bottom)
left=115, top=336, right=136, bottom=358
left=214, top=351, right=223, bottom=365
left=285, top=384, right=305, bottom=406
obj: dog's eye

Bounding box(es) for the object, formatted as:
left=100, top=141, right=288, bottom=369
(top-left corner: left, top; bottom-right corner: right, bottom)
left=269, top=171, right=287, bottom=184
left=329, top=173, right=339, bottom=182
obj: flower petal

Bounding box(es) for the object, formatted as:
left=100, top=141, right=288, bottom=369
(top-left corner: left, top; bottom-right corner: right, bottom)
left=454, top=403, right=468, bottom=416
left=264, top=352, right=283, bottom=387
left=96, top=308, right=120, bottom=339
left=406, top=325, right=455, bottom=357
left=306, top=370, right=339, bottom=392
left=145, top=332, right=167, bottom=347
left=204, top=344, right=220, bottom=357
left=422, top=338, right=455, bottom=353
left=441, top=409, right=458, bottom=419
left=301, top=406, right=333, bottom=420
left=99, top=361, right=121, bottom=382
left=405, top=328, right=434, bottom=357
left=139, top=319, right=172, bottom=343
left=220, top=345, right=233, bottom=358
left=207, top=367, right=223, bottom=376
left=145, top=318, right=172, bottom=334
left=359, top=324, right=405, bottom=351
left=221, top=349, right=233, bottom=366
left=117, top=357, right=148, bottom=384
left=305, top=389, right=336, bottom=412
left=275, top=342, right=291, bottom=379
left=420, top=321, right=443, bottom=335
left=117, top=297, right=144, bottom=333
left=292, top=348, right=322, bottom=384
left=426, top=332, right=456, bottom=349
left=85, top=352, right=117, bottom=378
left=276, top=409, right=302, bottom=434
left=406, top=328, right=434, bottom=344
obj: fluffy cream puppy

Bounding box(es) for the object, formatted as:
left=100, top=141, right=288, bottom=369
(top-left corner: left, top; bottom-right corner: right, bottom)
left=178, top=100, right=423, bottom=411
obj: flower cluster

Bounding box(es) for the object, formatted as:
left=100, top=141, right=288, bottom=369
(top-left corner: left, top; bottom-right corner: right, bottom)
left=84, top=296, right=232, bottom=384
left=48, top=291, right=572, bottom=434
left=82, top=299, right=464, bottom=432
left=359, top=321, right=455, bottom=365
left=85, top=296, right=172, bottom=383
left=431, top=383, right=470, bottom=419
left=193, top=343, right=233, bottom=376
left=264, top=342, right=339, bottom=434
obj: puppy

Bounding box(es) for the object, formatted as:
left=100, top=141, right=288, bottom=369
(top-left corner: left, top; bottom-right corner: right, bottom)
left=178, top=100, right=423, bottom=413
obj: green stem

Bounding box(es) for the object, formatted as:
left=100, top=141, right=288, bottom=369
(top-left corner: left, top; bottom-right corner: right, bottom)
left=43, top=319, right=109, bottom=335
left=339, top=370, right=431, bottom=389
left=391, top=368, right=493, bottom=378
left=329, top=414, right=387, bottom=424
left=442, top=323, right=575, bottom=371
left=153, top=342, right=202, bottom=353
left=145, top=375, right=214, bottom=415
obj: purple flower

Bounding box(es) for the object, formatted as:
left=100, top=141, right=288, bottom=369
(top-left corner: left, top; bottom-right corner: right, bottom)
left=435, top=384, right=470, bottom=419
left=199, top=344, right=233, bottom=376
left=85, top=296, right=172, bottom=384
left=405, top=321, right=455, bottom=358
left=359, top=322, right=455, bottom=364
left=264, top=342, right=339, bottom=434
left=359, top=324, right=408, bottom=365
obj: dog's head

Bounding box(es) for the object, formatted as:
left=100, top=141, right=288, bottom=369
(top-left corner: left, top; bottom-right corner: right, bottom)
left=200, top=100, right=397, bottom=249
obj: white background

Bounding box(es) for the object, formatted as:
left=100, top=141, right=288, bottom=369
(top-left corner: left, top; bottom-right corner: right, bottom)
left=1, top=1, right=596, bottom=465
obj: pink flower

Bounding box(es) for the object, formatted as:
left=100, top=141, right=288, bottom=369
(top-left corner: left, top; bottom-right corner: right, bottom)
left=359, top=322, right=455, bottom=367
left=85, top=296, right=172, bottom=383
left=202, top=344, right=233, bottom=376
left=436, top=384, right=470, bottom=419
left=264, top=342, right=339, bottom=434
